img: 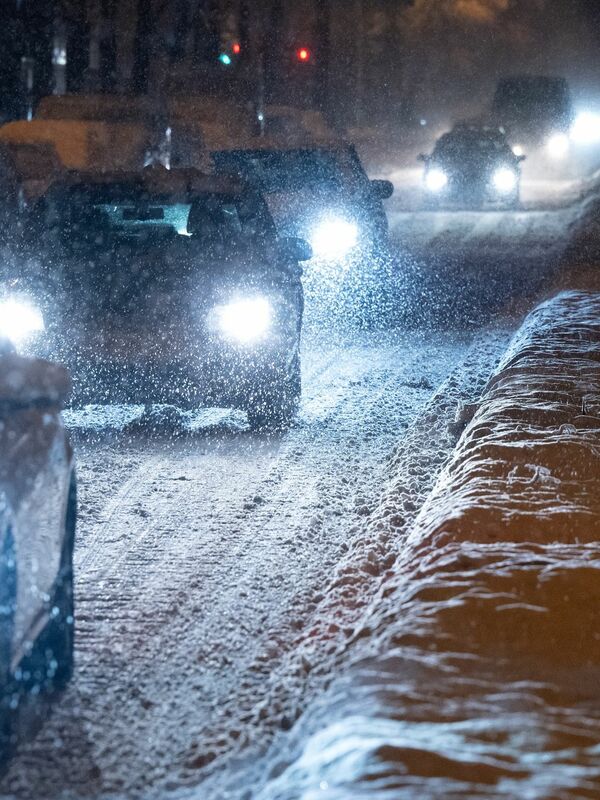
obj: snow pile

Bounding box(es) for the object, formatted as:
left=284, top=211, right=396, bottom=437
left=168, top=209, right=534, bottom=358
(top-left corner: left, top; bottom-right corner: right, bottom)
left=256, top=291, right=600, bottom=799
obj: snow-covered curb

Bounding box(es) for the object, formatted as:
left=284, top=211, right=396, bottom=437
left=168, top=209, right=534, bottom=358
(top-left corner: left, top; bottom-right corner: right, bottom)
left=405, top=289, right=600, bottom=553
left=255, top=290, right=600, bottom=799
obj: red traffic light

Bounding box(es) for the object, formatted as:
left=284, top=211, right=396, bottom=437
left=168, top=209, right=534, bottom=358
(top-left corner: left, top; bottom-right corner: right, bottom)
left=232, top=42, right=241, bottom=55
left=296, top=47, right=311, bottom=63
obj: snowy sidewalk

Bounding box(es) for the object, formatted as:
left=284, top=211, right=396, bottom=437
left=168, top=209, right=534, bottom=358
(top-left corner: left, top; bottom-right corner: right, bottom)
left=257, top=290, right=600, bottom=800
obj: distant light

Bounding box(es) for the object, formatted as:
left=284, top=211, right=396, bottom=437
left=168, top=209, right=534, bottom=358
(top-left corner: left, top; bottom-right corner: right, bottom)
left=219, top=53, right=232, bottom=66
left=571, top=111, right=600, bottom=145
left=232, top=42, right=241, bottom=55
left=512, top=144, right=524, bottom=157
left=297, top=47, right=311, bottom=63
left=547, top=132, right=569, bottom=159
left=420, top=118, right=427, bottom=127
left=425, top=167, right=448, bottom=193
left=492, top=167, right=517, bottom=194
left=257, top=112, right=264, bottom=122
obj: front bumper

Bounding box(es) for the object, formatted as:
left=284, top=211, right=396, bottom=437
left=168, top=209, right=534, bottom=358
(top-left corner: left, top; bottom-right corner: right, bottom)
left=29, top=329, right=299, bottom=409
left=424, top=181, right=519, bottom=208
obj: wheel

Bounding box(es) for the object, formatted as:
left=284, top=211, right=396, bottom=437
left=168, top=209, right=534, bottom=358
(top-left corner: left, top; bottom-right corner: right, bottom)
left=23, top=475, right=76, bottom=693
left=247, top=353, right=301, bottom=431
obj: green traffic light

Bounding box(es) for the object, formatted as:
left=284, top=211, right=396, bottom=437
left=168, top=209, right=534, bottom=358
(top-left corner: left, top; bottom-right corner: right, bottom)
left=219, top=53, right=232, bottom=66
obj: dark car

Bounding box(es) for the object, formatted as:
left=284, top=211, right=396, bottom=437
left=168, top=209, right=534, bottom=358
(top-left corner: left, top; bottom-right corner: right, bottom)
left=0, top=345, right=75, bottom=760
left=419, top=124, right=525, bottom=209
left=211, top=144, right=393, bottom=264
left=491, top=75, right=574, bottom=159
left=10, top=169, right=311, bottom=429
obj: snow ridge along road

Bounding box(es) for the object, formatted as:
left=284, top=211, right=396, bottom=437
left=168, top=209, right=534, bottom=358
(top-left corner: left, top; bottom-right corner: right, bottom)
left=253, top=291, right=600, bottom=800
left=0, top=328, right=494, bottom=800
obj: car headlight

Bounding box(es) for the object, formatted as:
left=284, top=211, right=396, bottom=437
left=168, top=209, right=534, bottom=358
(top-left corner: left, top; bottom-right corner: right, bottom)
left=571, top=111, right=600, bottom=145
left=0, top=298, right=44, bottom=345
left=547, top=132, right=569, bottom=159
left=425, top=167, right=448, bottom=193
left=310, top=217, right=358, bottom=259
left=492, top=167, right=518, bottom=194
left=211, top=297, right=272, bottom=345
left=512, top=144, right=525, bottom=157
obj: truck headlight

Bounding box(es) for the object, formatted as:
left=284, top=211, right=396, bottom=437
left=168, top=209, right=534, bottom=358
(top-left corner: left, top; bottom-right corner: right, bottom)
left=492, top=167, right=518, bottom=194
left=425, top=168, right=448, bottom=193
left=212, top=297, right=272, bottom=345
left=0, top=298, right=45, bottom=345
left=311, top=217, right=358, bottom=259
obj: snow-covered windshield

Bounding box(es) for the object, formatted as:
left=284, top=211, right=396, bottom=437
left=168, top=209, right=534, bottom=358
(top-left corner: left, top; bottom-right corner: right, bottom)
left=212, top=149, right=353, bottom=192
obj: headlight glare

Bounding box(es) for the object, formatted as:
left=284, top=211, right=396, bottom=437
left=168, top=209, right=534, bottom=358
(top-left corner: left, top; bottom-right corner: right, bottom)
left=213, top=297, right=272, bottom=345
left=492, top=167, right=518, bottom=194
left=571, top=111, right=600, bottom=145
left=425, top=168, right=448, bottom=193
left=311, top=218, right=358, bottom=259
left=0, top=298, right=44, bottom=345
left=547, top=132, right=569, bottom=159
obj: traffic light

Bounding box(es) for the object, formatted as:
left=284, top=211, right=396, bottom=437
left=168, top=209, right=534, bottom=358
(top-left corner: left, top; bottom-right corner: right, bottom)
left=218, top=43, right=241, bottom=66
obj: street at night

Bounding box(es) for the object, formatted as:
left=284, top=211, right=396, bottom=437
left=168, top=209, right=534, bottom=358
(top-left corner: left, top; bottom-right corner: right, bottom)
left=0, top=2, right=600, bottom=799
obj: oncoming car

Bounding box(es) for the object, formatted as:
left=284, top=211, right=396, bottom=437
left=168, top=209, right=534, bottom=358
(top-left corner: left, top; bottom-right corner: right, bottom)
left=0, top=345, right=75, bottom=759
left=419, top=124, right=525, bottom=209
left=211, top=144, right=393, bottom=264
left=12, top=169, right=311, bottom=429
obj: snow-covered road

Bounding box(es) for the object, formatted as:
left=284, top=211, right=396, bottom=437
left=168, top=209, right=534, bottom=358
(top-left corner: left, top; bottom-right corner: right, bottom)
left=1, top=327, right=489, bottom=800
left=1, top=170, right=591, bottom=799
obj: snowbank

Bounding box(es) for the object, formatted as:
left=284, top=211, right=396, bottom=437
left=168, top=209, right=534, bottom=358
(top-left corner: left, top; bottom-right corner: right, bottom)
left=257, top=291, right=600, bottom=799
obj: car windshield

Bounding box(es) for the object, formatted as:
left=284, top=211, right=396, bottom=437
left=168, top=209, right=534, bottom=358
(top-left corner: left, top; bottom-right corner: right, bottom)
left=435, top=131, right=509, bottom=159
left=41, top=185, right=274, bottom=251
left=212, top=149, right=350, bottom=192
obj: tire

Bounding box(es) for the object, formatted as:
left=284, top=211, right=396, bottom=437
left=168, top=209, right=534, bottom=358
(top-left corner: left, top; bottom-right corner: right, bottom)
left=247, top=353, right=301, bottom=431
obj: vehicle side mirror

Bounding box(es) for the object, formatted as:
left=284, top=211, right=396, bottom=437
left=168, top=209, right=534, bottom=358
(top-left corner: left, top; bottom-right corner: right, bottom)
left=280, top=236, right=312, bottom=262
left=370, top=179, right=394, bottom=200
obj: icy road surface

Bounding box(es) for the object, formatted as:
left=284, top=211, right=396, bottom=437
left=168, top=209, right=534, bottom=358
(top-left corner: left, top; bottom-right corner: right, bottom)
left=0, top=327, right=492, bottom=800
